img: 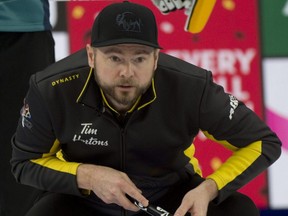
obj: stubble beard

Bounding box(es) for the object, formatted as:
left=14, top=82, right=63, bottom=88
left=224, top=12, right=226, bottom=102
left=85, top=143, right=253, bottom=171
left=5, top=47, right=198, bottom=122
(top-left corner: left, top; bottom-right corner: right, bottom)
left=94, top=70, right=153, bottom=111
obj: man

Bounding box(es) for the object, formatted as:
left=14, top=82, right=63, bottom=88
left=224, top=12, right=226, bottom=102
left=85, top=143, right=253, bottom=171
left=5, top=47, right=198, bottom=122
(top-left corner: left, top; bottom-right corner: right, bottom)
left=11, top=1, right=281, bottom=216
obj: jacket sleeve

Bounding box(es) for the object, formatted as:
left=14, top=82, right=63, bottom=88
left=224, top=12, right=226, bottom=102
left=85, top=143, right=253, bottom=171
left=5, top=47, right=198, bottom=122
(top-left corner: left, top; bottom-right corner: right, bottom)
left=10, top=74, right=82, bottom=196
left=199, top=71, right=282, bottom=204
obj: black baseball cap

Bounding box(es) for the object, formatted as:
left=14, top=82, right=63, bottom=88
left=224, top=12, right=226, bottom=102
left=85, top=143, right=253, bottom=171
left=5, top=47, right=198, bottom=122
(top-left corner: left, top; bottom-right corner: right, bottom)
left=91, top=1, right=162, bottom=49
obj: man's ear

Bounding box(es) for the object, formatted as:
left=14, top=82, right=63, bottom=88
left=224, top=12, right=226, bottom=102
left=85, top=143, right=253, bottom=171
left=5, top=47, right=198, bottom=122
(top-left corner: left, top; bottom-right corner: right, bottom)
left=153, top=49, right=160, bottom=71
left=86, top=44, right=95, bottom=68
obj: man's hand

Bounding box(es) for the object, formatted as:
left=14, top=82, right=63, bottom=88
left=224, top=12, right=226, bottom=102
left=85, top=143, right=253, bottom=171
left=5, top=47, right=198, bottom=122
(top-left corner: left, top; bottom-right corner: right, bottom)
left=76, top=164, right=148, bottom=212
left=174, top=179, right=218, bottom=216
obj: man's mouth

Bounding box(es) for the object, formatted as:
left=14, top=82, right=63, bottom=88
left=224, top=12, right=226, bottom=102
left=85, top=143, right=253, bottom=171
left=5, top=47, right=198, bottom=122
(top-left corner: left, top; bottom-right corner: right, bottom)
left=117, top=85, right=134, bottom=90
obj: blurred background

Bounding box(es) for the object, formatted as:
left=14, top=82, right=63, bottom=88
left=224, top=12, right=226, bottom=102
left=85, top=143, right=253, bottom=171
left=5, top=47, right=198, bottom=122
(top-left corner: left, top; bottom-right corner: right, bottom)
left=49, top=0, right=288, bottom=215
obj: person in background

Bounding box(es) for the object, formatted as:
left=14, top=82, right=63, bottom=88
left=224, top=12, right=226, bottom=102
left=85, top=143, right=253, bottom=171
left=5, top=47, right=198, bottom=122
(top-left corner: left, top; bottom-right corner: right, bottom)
left=0, top=0, right=55, bottom=215
left=10, top=1, right=281, bottom=216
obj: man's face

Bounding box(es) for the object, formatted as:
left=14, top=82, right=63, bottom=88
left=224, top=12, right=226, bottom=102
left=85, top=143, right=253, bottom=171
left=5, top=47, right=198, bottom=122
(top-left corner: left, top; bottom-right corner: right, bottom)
left=87, top=44, right=159, bottom=113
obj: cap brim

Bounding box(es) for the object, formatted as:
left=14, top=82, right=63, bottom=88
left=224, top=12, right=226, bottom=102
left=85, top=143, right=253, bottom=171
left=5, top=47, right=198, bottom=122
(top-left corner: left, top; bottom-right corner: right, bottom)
left=91, top=38, right=162, bottom=49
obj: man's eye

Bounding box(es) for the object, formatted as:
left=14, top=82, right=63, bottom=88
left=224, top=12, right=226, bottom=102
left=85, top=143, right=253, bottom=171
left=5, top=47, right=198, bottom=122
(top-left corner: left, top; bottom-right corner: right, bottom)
left=110, top=56, right=121, bottom=62
left=134, top=57, right=145, bottom=63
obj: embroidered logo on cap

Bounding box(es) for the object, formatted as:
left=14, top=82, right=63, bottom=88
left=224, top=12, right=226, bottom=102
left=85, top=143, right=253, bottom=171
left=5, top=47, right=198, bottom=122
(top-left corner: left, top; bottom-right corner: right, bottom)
left=116, top=12, right=142, bottom=32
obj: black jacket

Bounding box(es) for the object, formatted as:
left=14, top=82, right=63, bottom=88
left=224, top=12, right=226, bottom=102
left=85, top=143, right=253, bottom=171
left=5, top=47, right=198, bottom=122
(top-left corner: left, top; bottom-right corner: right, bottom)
left=11, top=49, right=281, bottom=204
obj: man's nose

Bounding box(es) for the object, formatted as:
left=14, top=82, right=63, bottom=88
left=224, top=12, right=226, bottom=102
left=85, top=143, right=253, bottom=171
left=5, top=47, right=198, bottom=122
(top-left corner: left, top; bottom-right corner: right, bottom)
left=120, top=62, right=134, bottom=77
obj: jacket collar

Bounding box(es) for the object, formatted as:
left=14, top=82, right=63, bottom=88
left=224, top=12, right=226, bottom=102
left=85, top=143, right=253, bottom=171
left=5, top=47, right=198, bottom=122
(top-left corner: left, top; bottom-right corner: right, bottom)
left=76, top=68, right=157, bottom=112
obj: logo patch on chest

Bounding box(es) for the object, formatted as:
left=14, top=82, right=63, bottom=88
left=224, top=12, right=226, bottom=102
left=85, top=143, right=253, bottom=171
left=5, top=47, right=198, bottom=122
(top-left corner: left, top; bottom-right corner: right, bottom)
left=73, top=123, right=109, bottom=146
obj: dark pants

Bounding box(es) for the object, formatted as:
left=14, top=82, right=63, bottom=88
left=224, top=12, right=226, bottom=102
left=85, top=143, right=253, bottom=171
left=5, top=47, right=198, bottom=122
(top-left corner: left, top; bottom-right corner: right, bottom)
left=0, top=31, right=55, bottom=216
left=25, top=175, right=259, bottom=216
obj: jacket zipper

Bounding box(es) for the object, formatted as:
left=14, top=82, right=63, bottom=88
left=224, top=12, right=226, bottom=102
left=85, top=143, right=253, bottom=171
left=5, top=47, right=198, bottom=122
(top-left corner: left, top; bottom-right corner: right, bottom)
left=120, top=111, right=138, bottom=216
left=99, top=110, right=129, bottom=216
